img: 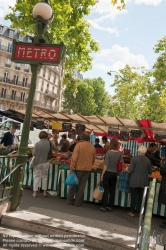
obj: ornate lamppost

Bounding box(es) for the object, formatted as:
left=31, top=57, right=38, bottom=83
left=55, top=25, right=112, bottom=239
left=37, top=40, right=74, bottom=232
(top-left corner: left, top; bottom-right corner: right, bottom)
left=10, top=0, right=66, bottom=211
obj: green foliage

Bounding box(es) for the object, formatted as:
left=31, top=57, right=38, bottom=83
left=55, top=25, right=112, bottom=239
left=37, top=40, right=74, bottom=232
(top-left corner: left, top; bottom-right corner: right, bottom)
left=5, top=0, right=99, bottom=73
left=63, top=77, right=110, bottom=116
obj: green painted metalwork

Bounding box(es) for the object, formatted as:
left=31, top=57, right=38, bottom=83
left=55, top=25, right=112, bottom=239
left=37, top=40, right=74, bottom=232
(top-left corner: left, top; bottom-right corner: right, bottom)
left=140, top=178, right=156, bottom=250
left=0, top=156, right=19, bottom=203
left=9, top=0, right=66, bottom=211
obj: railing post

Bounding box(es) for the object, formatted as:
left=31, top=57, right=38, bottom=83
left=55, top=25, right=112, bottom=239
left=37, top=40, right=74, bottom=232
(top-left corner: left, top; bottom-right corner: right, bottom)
left=140, top=178, right=156, bottom=250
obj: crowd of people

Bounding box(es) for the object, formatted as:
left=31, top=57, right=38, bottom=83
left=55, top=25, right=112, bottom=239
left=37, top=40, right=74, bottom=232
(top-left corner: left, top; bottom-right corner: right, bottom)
left=0, top=128, right=165, bottom=220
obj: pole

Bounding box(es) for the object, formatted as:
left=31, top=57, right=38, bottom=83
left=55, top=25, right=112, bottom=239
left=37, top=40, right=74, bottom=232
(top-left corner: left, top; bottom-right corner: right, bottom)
left=140, top=178, right=156, bottom=250
left=135, top=186, right=148, bottom=250
left=10, top=64, right=41, bottom=211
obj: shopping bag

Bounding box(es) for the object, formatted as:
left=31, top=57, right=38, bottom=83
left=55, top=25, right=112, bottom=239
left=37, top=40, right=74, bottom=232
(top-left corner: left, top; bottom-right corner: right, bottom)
left=93, top=182, right=104, bottom=200
left=117, top=172, right=131, bottom=193
left=65, top=172, right=79, bottom=186
left=117, top=160, right=123, bottom=172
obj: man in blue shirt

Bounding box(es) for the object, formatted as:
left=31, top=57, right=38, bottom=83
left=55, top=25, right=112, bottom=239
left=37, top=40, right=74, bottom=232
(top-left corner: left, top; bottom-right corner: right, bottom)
left=0, top=128, right=16, bottom=146
left=94, top=138, right=103, bottom=148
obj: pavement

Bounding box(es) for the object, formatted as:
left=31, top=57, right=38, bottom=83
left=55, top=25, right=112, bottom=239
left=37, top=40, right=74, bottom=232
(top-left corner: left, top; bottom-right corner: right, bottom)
left=19, top=187, right=166, bottom=246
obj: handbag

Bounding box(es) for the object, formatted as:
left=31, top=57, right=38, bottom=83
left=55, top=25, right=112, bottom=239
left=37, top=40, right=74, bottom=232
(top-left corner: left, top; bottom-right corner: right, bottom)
left=65, top=172, right=79, bottom=186
left=117, top=160, right=123, bottom=172
left=93, top=182, right=104, bottom=200
left=30, top=156, right=35, bottom=169
left=48, top=141, right=53, bottom=160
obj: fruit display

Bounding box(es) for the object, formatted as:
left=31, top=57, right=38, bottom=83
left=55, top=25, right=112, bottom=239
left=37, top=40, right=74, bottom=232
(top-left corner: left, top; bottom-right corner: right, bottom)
left=151, top=167, right=162, bottom=180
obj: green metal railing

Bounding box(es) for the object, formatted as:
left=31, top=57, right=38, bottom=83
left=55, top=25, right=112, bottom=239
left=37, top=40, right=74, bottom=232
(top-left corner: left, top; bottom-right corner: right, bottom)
left=140, top=178, right=157, bottom=250
left=0, top=155, right=23, bottom=204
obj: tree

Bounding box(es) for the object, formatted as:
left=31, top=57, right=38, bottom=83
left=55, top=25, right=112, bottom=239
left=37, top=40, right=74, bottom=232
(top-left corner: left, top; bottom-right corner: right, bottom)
left=5, top=0, right=99, bottom=74
left=63, top=77, right=110, bottom=116
left=108, top=65, right=146, bottom=119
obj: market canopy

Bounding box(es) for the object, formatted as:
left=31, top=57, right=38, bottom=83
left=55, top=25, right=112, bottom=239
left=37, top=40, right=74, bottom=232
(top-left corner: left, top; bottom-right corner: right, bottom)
left=1, top=109, right=166, bottom=139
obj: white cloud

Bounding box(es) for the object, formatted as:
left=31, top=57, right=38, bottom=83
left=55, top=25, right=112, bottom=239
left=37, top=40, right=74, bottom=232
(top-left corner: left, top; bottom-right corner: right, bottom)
left=92, top=0, right=128, bottom=23
left=0, top=0, right=16, bottom=18
left=135, top=0, right=163, bottom=6
left=94, top=45, right=149, bottom=71
left=88, top=20, right=119, bottom=36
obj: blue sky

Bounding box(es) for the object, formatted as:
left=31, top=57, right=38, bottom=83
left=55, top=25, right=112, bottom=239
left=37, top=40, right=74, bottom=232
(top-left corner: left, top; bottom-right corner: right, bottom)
left=0, top=0, right=166, bottom=95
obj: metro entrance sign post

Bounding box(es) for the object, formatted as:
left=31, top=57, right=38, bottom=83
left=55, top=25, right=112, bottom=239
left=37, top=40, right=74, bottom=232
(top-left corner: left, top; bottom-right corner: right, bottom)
left=10, top=0, right=66, bottom=211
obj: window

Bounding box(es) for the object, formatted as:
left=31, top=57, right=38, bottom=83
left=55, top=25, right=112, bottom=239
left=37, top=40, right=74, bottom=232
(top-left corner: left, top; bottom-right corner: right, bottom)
left=28, top=36, right=32, bottom=43
left=9, top=29, right=14, bottom=38
left=7, top=43, right=12, bottom=53
left=21, top=92, right=25, bottom=102
left=15, top=63, right=20, bottom=70
left=19, top=34, right=22, bottom=41
left=13, top=75, right=19, bottom=85
left=42, top=68, right=46, bottom=78
left=22, top=77, right=28, bottom=87
left=11, top=90, right=16, bottom=100
left=52, top=86, right=54, bottom=93
left=0, top=39, right=2, bottom=49
left=5, top=58, right=11, bottom=68
left=1, top=88, right=6, bottom=98
left=53, top=75, right=56, bottom=84
left=41, top=81, right=44, bottom=92
left=48, top=70, right=51, bottom=81
left=0, top=26, right=3, bottom=34
left=24, top=64, right=29, bottom=72
left=4, top=72, right=9, bottom=82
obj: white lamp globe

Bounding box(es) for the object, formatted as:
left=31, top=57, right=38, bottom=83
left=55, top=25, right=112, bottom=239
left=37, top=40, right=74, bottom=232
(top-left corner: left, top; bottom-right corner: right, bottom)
left=33, top=2, right=53, bottom=21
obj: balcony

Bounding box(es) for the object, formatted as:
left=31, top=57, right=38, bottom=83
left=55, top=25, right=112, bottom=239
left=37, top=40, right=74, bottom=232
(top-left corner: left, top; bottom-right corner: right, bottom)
left=0, top=94, right=27, bottom=103
left=44, top=89, right=57, bottom=99
left=15, top=66, right=20, bottom=70
left=5, top=63, right=11, bottom=68
left=0, top=45, right=12, bottom=53
left=0, top=78, right=30, bottom=88
left=33, top=100, right=53, bottom=111
left=24, top=68, right=30, bottom=73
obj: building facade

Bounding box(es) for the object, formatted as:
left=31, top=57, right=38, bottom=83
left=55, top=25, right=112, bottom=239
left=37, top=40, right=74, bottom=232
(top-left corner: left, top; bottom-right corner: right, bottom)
left=0, top=24, right=63, bottom=113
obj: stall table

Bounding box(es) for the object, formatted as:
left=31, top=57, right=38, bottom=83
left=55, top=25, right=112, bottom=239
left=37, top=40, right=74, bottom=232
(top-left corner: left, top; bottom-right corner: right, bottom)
left=57, top=166, right=166, bottom=217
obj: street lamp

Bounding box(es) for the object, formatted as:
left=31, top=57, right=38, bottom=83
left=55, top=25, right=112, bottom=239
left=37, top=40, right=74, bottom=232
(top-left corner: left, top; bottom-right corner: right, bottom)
left=107, top=71, right=128, bottom=81
left=10, top=0, right=55, bottom=211
left=33, top=0, right=54, bottom=43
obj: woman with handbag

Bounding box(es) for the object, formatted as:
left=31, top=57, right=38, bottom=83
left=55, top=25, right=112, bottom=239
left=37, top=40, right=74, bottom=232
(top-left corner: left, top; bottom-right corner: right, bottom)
left=100, top=139, right=123, bottom=212
left=31, top=131, right=50, bottom=197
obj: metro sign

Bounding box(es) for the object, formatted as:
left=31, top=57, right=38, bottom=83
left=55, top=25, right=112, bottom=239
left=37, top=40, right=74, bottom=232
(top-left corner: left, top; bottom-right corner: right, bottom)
left=11, top=40, right=66, bottom=65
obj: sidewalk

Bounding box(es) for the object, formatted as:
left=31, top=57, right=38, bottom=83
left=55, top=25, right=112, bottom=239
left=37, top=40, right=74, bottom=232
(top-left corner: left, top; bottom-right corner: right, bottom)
left=19, top=188, right=165, bottom=244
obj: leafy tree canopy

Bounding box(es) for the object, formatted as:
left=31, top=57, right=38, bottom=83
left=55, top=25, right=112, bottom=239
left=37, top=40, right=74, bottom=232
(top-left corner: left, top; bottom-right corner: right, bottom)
left=63, top=77, right=110, bottom=116
left=5, top=0, right=99, bottom=74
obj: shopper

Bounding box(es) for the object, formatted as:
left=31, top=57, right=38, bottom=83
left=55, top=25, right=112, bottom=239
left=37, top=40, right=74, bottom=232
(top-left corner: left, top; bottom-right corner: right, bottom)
left=158, top=162, right=166, bottom=229
left=145, top=143, right=161, bottom=167
left=94, top=138, right=103, bottom=148
left=48, top=133, right=59, bottom=150
left=67, top=133, right=96, bottom=206
left=0, top=127, right=16, bottom=147
left=61, top=134, right=70, bottom=152
left=68, top=135, right=81, bottom=153
left=102, top=136, right=110, bottom=153
left=31, top=131, right=50, bottom=197
left=100, top=139, right=123, bottom=212
left=127, top=145, right=152, bottom=217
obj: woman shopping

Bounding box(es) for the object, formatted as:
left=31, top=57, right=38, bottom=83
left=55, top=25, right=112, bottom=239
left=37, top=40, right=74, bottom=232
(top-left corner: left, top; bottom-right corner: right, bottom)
left=31, top=131, right=51, bottom=197
left=127, top=145, right=152, bottom=217
left=100, top=139, right=123, bottom=212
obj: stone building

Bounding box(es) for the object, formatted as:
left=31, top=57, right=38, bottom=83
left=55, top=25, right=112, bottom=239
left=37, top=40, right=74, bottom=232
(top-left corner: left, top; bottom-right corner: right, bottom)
left=0, top=24, right=63, bottom=113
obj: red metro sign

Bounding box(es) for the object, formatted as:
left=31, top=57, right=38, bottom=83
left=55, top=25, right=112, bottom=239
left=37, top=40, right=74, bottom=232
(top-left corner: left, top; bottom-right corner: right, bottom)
left=11, top=40, right=66, bottom=65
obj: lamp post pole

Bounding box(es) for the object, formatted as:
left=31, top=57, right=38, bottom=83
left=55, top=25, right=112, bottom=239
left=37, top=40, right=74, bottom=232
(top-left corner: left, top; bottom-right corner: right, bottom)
left=10, top=0, right=54, bottom=211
